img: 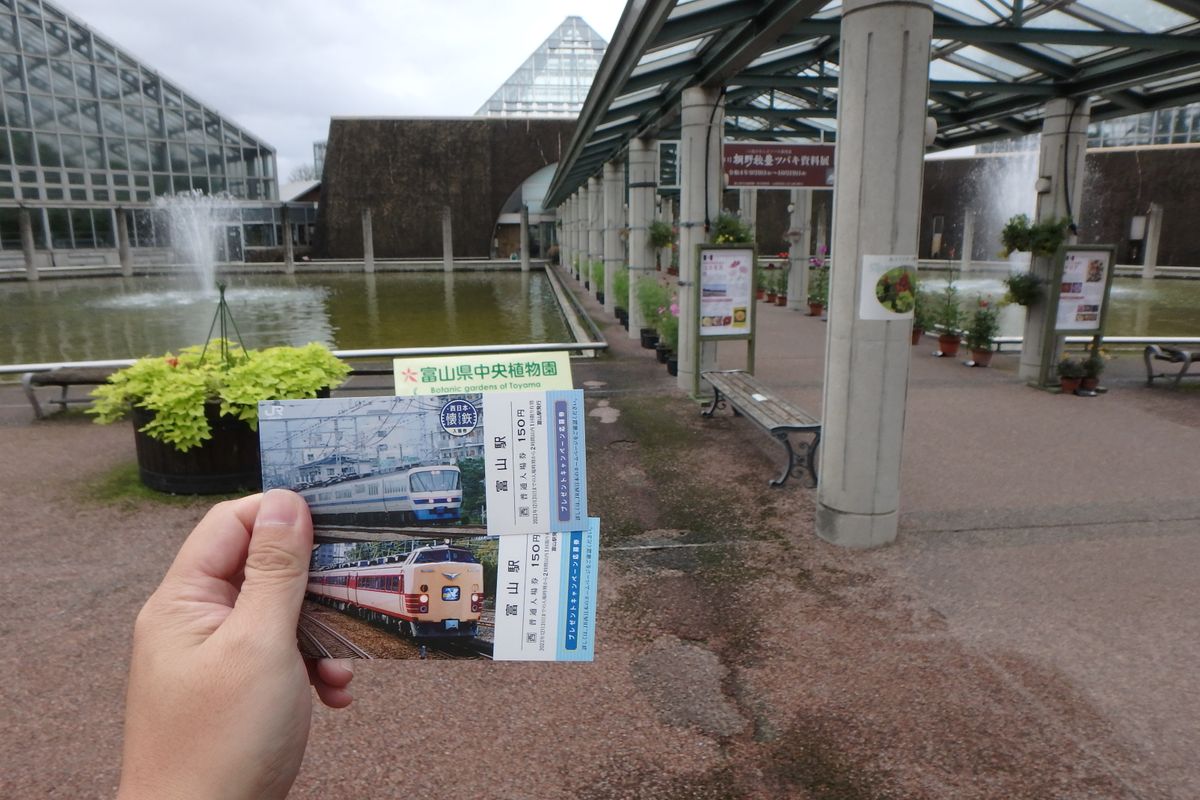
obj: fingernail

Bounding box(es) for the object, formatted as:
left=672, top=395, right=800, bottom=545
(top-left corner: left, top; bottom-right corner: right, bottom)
left=258, top=489, right=299, bottom=526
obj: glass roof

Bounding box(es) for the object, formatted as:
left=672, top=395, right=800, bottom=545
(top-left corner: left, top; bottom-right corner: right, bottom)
left=548, top=0, right=1200, bottom=206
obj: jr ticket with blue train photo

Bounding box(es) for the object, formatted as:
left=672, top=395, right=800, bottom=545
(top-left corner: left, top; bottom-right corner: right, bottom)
left=257, top=391, right=587, bottom=539
left=257, top=393, right=597, bottom=661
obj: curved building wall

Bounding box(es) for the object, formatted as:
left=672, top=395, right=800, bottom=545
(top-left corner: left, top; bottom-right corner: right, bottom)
left=315, top=117, right=575, bottom=259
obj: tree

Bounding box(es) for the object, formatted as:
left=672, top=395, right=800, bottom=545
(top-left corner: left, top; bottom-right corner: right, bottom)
left=288, top=163, right=318, bottom=182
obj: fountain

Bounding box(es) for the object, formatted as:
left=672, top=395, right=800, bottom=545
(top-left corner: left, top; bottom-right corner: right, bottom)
left=963, top=148, right=1038, bottom=265
left=154, top=189, right=240, bottom=292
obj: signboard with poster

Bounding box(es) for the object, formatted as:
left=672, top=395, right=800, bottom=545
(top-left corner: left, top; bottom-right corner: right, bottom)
left=698, top=246, right=756, bottom=339
left=1037, top=244, right=1117, bottom=388
left=693, top=244, right=758, bottom=397
left=1053, top=248, right=1114, bottom=333
left=723, top=143, right=835, bottom=188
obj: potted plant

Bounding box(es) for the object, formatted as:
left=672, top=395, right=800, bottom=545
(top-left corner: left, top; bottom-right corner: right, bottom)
left=656, top=300, right=680, bottom=373
left=807, top=264, right=829, bottom=316
left=1003, top=271, right=1043, bottom=306
left=912, top=288, right=933, bottom=345
left=1000, top=213, right=1071, bottom=258
left=649, top=220, right=674, bottom=270
left=712, top=212, right=753, bottom=244
left=756, top=268, right=767, bottom=300
left=1000, top=213, right=1033, bottom=257
left=963, top=297, right=1001, bottom=367
left=636, top=278, right=668, bottom=349
left=591, top=261, right=605, bottom=303
left=765, top=268, right=779, bottom=303
left=1081, top=346, right=1106, bottom=391
left=1057, top=355, right=1085, bottom=394
left=930, top=283, right=966, bottom=357
left=775, top=266, right=789, bottom=306
left=613, top=266, right=630, bottom=328
left=89, top=339, right=350, bottom=493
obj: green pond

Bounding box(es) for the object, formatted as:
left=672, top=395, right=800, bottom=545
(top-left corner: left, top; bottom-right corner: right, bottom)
left=0, top=271, right=573, bottom=366
left=917, top=273, right=1200, bottom=339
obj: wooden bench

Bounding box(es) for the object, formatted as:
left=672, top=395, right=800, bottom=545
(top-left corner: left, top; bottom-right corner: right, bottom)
left=1144, top=345, right=1200, bottom=387
left=700, top=369, right=821, bottom=487
left=21, top=367, right=116, bottom=419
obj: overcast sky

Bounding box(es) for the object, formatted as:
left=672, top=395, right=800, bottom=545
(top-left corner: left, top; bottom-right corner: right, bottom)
left=54, top=0, right=627, bottom=183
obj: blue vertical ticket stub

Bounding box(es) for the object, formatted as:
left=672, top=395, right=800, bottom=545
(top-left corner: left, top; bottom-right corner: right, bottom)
left=492, top=519, right=600, bottom=661
left=483, top=390, right=587, bottom=536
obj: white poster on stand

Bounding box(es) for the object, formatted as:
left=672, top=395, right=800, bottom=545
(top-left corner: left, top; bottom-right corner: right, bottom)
left=859, top=255, right=917, bottom=320
left=698, top=247, right=754, bottom=337
left=1056, top=250, right=1110, bottom=331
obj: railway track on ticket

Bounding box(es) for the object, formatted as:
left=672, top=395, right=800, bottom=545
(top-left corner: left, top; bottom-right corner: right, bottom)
left=425, top=638, right=494, bottom=660
left=299, top=612, right=374, bottom=659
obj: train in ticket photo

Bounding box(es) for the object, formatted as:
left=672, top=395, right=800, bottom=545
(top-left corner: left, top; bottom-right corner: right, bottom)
left=307, top=544, right=484, bottom=639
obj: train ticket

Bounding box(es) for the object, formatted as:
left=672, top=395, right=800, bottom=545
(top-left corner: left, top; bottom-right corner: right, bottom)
left=492, top=519, right=600, bottom=661
left=258, top=391, right=587, bottom=539
left=295, top=522, right=599, bottom=661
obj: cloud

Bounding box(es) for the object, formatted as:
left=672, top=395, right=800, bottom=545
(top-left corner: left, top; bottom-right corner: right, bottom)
left=54, top=0, right=623, bottom=181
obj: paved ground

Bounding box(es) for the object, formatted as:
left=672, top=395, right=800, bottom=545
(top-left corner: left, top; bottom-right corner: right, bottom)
left=1, top=269, right=1196, bottom=798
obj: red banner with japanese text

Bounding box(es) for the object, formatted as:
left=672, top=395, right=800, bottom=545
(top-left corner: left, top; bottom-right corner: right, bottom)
left=724, top=143, right=835, bottom=188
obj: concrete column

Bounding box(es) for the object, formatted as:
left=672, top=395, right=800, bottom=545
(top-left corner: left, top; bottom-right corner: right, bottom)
left=603, top=160, right=625, bottom=316
left=578, top=191, right=586, bottom=278
left=588, top=176, right=603, bottom=294
left=574, top=191, right=585, bottom=280
left=659, top=196, right=675, bottom=271
left=1017, top=97, right=1091, bottom=384
left=520, top=205, right=531, bottom=272
left=442, top=206, right=454, bottom=272
left=627, top=138, right=656, bottom=339
left=960, top=210, right=975, bottom=270
left=816, top=0, right=933, bottom=549
left=1142, top=202, right=1164, bottom=279
left=362, top=208, right=375, bottom=274
left=738, top=188, right=758, bottom=235
left=561, top=197, right=572, bottom=273
left=815, top=199, right=829, bottom=255
left=787, top=189, right=812, bottom=310
left=678, top=85, right=724, bottom=393
left=116, top=208, right=132, bottom=277
left=19, top=207, right=37, bottom=281
left=281, top=204, right=295, bottom=274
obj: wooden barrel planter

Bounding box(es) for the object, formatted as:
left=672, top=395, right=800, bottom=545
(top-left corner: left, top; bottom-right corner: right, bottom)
left=131, top=404, right=262, bottom=494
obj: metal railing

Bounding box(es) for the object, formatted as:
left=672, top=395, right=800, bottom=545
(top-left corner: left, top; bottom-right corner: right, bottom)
left=990, top=335, right=1200, bottom=353
left=0, top=341, right=608, bottom=377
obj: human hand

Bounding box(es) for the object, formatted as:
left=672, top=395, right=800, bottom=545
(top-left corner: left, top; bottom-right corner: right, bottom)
left=118, top=489, right=353, bottom=800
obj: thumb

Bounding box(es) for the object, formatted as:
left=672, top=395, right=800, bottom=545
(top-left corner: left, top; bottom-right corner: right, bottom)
left=229, top=489, right=313, bottom=636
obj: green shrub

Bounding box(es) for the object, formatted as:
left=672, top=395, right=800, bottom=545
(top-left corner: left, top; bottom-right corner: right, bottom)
left=89, top=340, right=350, bottom=452
left=930, top=283, right=966, bottom=335
left=636, top=278, right=669, bottom=324
left=963, top=298, right=1001, bottom=351
left=712, top=212, right=753, bottom=244
left=648, top=220, right=675, bottom=249
left=613, top=266, right=630, bottom=311
left=1003, top=271, right=1043, bottom=305
left=657, top=304, right=680, bottom=351
left=807, top=266, right=829, bottom=305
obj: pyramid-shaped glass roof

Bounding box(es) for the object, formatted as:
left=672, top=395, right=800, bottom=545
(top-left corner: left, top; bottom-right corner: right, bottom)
left=475, top=16, right=607, bottom=117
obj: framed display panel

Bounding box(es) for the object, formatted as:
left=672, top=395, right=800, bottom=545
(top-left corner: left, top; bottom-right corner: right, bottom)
left=1039, top=244, right=1117, bottom=386
left=693, top=243, right=758, bottom=397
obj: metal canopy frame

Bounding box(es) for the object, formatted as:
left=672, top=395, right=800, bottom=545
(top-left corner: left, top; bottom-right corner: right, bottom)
left=545, top=0, right=1200, bottom=207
